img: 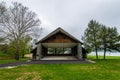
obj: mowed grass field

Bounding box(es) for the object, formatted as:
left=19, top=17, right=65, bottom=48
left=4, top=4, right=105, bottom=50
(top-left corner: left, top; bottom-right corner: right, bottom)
left=0, top=52, right=28, bottom=64
left=0, top=55, right=120, bottom=80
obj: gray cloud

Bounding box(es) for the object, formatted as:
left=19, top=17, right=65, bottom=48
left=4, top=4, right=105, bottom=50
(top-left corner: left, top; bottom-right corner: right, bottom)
left=3, top=0, right=120, bottom=40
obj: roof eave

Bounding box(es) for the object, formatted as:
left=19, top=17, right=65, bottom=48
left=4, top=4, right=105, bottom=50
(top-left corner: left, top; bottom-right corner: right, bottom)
left=36, top=27, right=82, bottom=44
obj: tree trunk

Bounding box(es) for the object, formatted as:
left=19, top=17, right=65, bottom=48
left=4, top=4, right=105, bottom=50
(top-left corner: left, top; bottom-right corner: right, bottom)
left=22, top=54, right=24, bottom=58
left=103, top=47, right=106, bottom=60
left=15, top=46, right=19, bottom=60
left=95, top=46, right=98, bottom=59
left=22, top=47, right=25, bottom=58
left=15, top=40, right=20, bottom=60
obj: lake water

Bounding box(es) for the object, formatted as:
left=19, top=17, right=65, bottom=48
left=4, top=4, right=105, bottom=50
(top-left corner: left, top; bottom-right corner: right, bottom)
left=88, top=51, right=120, bottom=56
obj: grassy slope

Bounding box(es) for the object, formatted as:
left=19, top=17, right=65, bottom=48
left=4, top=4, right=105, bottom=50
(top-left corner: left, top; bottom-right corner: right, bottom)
left=0, top=58, right=28, bottom=64
left=0, top=56, right=120, bottom=80
left=0, top=52, right=28, bottom=64
left=0, top=52, right=13, bottom=57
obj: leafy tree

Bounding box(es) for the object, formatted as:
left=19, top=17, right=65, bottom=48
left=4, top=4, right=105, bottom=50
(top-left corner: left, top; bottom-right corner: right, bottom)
left=8, top=36, right=31, bottom=57
left=0, top=2, right=41, bottom=60
left=19, top=36, right=31, bottom=58
left=82, top=20, right=101, bottom=59
left=99, top=26, right=120, bottom=59
left=99, top=25, right=108, bottom=59
left=0, top=37, right=5, bottom=43
left=0, top=44, right=8, bottom=53
left=107, top=27, right=120, bottom=52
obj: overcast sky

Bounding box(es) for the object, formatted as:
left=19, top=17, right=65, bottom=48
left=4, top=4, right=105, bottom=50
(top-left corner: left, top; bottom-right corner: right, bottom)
left=3, top=0, right=120, bottom=40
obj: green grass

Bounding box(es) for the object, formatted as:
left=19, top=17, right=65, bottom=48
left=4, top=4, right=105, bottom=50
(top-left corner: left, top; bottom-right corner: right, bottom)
left=0, top=58, right=28, bottom=64
left=0, top=52, right=13, bottom=57
left=0, top=56, right=120, bottom=80
left=0, top=52, right=14, bottom=60
left=0, top=52, right=29, bottom=64
left=88, top=55, right=120, bottom=59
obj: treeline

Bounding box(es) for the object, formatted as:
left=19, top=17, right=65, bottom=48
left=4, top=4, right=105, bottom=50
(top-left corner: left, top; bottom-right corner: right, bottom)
left=0, top=2, right=42, bottom=60
left=82, top=20, right=120, bottom=59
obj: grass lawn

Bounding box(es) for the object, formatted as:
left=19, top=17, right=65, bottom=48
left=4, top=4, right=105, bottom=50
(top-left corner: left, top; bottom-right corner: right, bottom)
left=0, top=52, right=29, bottom=64
left=0, top=58, right=28, bottom=64
left=88, top=55, right=120, bottom=59
left=0, top=52, right=12, bottom=57
left=0, top=56, right=120, bottom=80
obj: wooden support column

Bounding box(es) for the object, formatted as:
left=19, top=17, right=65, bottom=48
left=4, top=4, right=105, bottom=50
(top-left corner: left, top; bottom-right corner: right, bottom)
left=77, top=43, right=82, bottom=59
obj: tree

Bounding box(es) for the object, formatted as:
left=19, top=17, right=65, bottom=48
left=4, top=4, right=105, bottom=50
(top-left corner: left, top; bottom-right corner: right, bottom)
left=0, top=37, right=5, bottom=43
left=107, top=27, right=120, bottom=52
left=19, top=36, right=31, bottom=58
left=8, top=36, right=31, bottom=58
left=83, top=20, right=120, bottom=59
left=0, top=2, right=6, bottom=38
left=31, top=27, right=43, bottom=49
left=0, top=2, right=41, bottom=60
left=0, top=2, right=8, bottom=53
left=0, top=2, right=6, bottom=22
left=82, top=20, right=101, bottom=59
left=99, top=25, right=108, bottom=59
left=99, top=26, right=120, bottom=59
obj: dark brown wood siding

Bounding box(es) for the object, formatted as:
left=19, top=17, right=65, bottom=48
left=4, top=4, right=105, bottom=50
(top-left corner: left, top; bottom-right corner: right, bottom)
left=42, top=32, right=78, bottom=43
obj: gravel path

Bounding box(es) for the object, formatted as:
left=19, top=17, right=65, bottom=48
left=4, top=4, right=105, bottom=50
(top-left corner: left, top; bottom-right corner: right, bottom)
left=0, top=60, right=95, bottom=68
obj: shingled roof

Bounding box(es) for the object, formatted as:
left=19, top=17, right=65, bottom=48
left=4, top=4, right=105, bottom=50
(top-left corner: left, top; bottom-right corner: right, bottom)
left=36, top=27, right=82, bottom=44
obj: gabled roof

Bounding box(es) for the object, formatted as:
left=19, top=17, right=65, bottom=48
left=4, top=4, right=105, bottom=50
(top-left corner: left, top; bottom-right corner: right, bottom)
left=36, top=27, right=82, bottom=44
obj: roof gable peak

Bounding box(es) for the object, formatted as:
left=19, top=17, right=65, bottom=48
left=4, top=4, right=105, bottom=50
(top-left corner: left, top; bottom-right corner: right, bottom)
left=36, top=27, right=82, bottom=44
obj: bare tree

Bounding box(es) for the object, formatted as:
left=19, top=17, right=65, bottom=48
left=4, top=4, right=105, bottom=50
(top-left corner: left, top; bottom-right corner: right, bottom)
left=32, top=27, right=43, bottom=41
left=0, top=2, right=6, bottom=21
left=0, top=2, right=41, bottom=60
left=31, top=27, right=43, bottom=48
left=0, top=2, right=6, bottom=38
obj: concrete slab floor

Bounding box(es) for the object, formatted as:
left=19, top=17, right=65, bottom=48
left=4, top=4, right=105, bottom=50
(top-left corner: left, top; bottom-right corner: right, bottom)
left=41, top=56, right=78, bottom=60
